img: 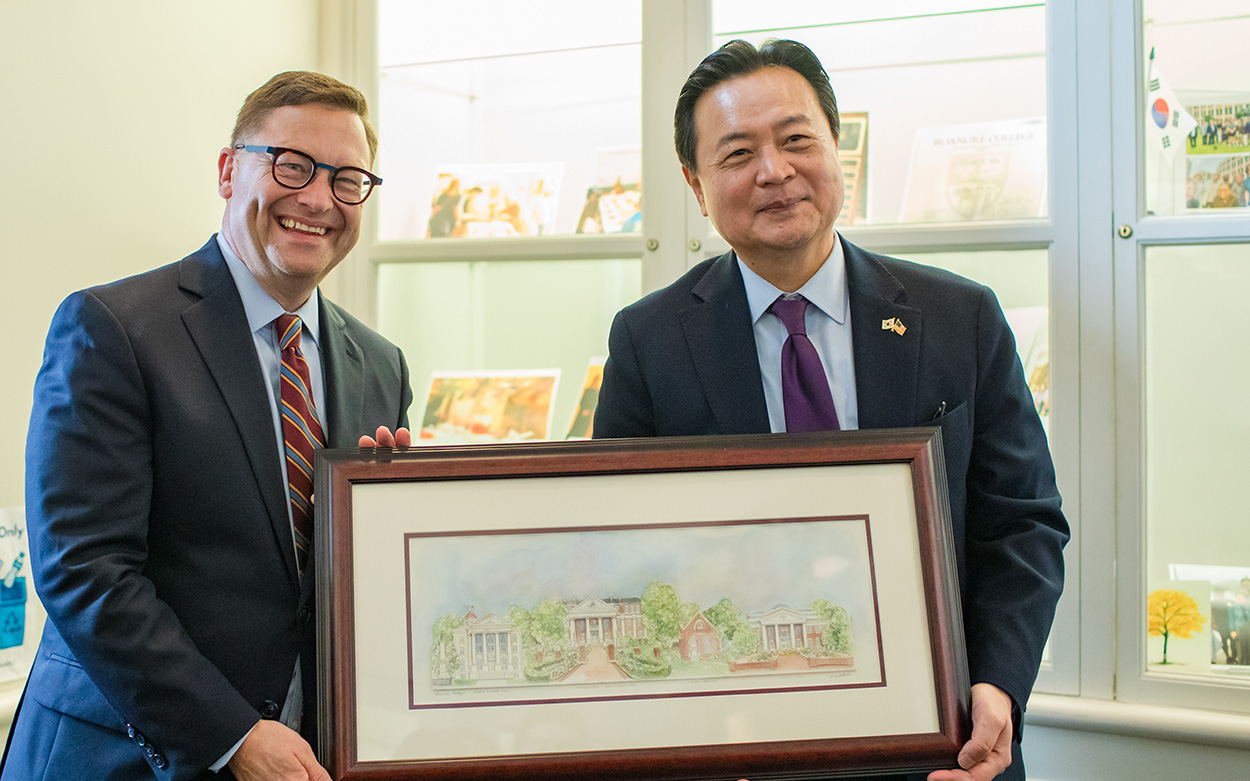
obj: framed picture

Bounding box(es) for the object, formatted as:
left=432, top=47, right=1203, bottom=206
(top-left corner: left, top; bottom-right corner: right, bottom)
left=564, top=358, right=605, bottom=440
left=899, top=117, right=1047, bottom=222
left=417, top=370, right=560, bottom=444
left=836, top=112, right=868, bottom=226
left=424, top=163, right=563, bottom=238
left=315, top=429, right=970, bottom=780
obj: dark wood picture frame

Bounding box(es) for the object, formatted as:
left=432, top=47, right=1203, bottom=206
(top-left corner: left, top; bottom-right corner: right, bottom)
left=315, top=428, right=969, bottom=780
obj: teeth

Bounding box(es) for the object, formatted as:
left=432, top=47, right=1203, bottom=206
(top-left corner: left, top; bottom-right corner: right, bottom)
left=280, top=218, right=327, bottom=235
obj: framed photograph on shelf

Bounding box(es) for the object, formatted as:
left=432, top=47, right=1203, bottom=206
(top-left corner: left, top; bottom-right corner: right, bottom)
left=565, top=357, right=605, bottom=440
left=314, top=429, right=970, bottom=780
left=899, top=117, right=1047, bottom=222
left=424, top=163, right=563, bottom=239
left=575, top=147, right=642, bottom=234
left=836, top=112, right=868, bottom=225
left=1182, top=153, right=1250, bottom=210
left=418, top=370, right=560, bottom=444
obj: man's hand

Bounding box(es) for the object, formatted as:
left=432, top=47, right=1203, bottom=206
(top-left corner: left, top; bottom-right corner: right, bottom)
left=928, top=683, right=1014, bottom=781
left=358, top=426, right=412, bottom=448
left=227, top=721, right=330, bottom=781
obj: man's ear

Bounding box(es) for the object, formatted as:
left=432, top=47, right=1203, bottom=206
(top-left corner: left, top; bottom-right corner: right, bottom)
left=218, top=148, right=236, bottom=199
left=682, top=166, right=709, bottom=217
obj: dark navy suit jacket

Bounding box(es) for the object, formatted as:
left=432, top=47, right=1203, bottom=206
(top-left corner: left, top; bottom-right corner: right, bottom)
left=4, top=238, right=411, bottom=780
left=594, top=238, right=1068, bottom=780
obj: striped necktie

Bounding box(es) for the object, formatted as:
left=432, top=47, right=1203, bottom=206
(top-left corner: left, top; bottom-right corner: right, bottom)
left=277, top=314, right=324, bottom=576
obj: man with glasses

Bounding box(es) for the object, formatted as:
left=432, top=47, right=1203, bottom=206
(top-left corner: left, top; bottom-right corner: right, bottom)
left=594, top=40, right=1067, bottom=780
left=5, top=72, right=412, bottom=781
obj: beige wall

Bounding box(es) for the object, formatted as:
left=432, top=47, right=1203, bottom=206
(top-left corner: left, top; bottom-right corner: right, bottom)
left=0, top=1, right=320, bottom=509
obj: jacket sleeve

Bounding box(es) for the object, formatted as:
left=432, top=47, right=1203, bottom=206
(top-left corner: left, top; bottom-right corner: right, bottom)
left=960, top=286, right=1069, bottom=719
left=593, top=308, right=657, bottom=438
left=25, top=291, right=260, bottom=779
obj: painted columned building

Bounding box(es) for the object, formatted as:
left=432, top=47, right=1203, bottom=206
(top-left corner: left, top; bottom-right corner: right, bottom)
left=565, top=597, right=618, bottom=646
left=746, top=605, right=826, bottom=652
left=452, top=612, right=524, bottom=680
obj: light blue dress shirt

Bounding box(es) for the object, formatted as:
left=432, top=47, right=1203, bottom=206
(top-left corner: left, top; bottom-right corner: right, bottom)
left=215, top=233, right=324, bottom=763
left=737, top=234, right=859, bottom=433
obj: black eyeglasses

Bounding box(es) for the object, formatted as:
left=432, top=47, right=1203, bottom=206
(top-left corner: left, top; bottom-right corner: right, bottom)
left=234, top=145, right=382, bottom=205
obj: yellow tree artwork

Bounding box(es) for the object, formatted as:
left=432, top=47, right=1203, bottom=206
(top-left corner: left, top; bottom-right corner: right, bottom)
left=1147, top=589, right=1206, bottom=665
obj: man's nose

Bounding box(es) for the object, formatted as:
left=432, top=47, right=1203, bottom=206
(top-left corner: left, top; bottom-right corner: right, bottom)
left=296, top=167, right=338, bottom=210
left=756, top=146, right=795, bottom=184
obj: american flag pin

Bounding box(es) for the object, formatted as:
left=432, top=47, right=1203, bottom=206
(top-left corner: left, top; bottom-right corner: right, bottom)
left=882, top=318, right=906, bottom=335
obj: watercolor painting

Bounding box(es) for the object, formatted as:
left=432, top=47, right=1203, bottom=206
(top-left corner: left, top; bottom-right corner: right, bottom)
left=418, top=370, right=559, bottom=444
left=406, top=516, right=883, bottom=708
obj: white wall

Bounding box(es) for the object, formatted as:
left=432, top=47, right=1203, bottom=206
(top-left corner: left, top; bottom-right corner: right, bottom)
left=0, top=1, right=319, bottom=512
left=0, top=0, right=320, bottom=730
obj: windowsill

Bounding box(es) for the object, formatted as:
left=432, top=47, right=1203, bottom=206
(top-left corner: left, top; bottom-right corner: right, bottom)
left=1026, top=693, right=1250, bottom=750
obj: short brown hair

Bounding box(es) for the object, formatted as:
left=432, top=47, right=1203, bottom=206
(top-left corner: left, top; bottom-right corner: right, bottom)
left=231, top=71, right=379, bottom=163
left=675, top=39, right=839, bottom=172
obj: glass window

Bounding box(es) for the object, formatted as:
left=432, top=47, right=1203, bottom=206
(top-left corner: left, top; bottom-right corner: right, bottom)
left=1142, top=3, right=1250, bottom=216
left=378, top=258, right=641, bottom=443
left=377, top=1, right=642, bottom=240
left=1143, top=244, right=1250, bottom=681
left=711, top=1, right=1048, bottom=226
left=891, top=250, right=1051, bottom=438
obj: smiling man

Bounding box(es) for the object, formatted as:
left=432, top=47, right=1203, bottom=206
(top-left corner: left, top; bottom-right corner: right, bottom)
left=5, top=72, right=412, bottom=781
left=594, top=40, right=1068, bottom=781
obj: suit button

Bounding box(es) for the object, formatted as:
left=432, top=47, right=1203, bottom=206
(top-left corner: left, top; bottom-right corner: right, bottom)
left=135, top=732, right=146, bottom=747
left=153, top=753, right=167, bottom=769
left=144, top=744, right=155, bottom=758
left=299, top=605, right=313, bottom=625
left=126, top=723, right=135, bottom=739
left=260, top=699, right=280, bottom=719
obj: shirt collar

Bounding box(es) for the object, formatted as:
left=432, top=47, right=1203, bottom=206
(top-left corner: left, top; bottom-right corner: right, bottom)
left=216, top=233, right=321, bottom=345
left=736, top=231, right=848, bottom=325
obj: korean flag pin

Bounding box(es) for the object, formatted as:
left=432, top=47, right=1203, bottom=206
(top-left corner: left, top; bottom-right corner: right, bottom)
left=882, top=317, right=907, bottom=336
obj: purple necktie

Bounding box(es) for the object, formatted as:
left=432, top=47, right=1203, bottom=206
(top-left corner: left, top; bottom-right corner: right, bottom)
left=769, top=295, right=840, bottom=432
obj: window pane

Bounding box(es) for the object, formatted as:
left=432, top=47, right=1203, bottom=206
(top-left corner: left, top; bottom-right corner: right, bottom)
left=377, top=258, right=641, bottom=442
left=1144, top=244, right=1250, bottom=681
left=377, top=1, right=642, bottom=240
left=711, top=1, right=1048, bottom=226
left=890, top=250, right=1051, bottom=437
left=1142, top=3, right=1250, bottom=215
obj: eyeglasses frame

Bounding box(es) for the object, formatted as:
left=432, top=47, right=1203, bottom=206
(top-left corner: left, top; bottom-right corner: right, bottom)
left=233, top=144, right=383, bottom=205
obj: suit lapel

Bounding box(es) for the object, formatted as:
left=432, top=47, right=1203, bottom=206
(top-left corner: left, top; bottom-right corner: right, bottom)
left=844, top=238, right=922, bottom=429
left=319, top=299, right=364, bottom=448
left=178, top=239, right=299, bottom=587
left=680, top=252, right=770, bottom=434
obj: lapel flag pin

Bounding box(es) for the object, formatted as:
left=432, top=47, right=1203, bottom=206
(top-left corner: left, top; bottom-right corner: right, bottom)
left=882, top=317, right=907, bottom=336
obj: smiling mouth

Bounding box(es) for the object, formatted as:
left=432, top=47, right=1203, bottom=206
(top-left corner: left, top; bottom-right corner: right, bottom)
left=760, top=197, right=803, bottom=213
left=279, top=217, right=328, bottom=236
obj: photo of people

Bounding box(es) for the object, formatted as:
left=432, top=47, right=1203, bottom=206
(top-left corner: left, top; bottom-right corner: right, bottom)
left=575, top=147, right=642, bottom=234
left=1186, top=102, right=1250, bottom=155
left=1184, top=154, right=1250, bottom=210
left=424, top=164, right=562, bottom=238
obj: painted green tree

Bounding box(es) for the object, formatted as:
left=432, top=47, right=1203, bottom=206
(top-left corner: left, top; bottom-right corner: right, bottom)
left=529, top=598, right=569, bottom=649
left=680, top=601, right=701, bottom=627
left=431, top=612, right=464, bottom=678
left=705, top=597, right=759, bottom=658
left=641, top=581, right=683, bottom=648
left=506, top=604, right=535, bottom=651
left=812, top=599, right=853, bottom=653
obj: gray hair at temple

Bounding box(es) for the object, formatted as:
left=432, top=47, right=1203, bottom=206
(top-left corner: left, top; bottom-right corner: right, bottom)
left=674, top=38, right=841, bottom=172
